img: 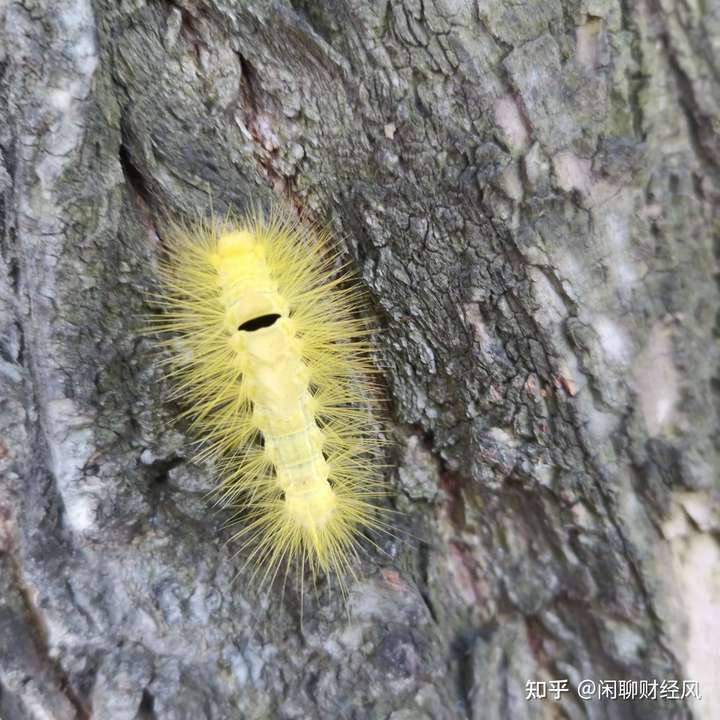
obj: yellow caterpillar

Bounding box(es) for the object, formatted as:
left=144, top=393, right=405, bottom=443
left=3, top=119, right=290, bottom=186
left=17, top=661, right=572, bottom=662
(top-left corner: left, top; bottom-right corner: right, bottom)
left=151, top=209, right=387, bottom=589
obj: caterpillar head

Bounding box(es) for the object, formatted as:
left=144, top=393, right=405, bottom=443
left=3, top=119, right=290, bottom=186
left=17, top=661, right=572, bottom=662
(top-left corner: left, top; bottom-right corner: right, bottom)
left=214, top=230, right=291, bottom=349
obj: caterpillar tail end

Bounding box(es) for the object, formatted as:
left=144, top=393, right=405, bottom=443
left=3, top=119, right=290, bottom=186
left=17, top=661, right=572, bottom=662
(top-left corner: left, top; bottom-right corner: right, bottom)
left=284, top=482, right=338, bottom=571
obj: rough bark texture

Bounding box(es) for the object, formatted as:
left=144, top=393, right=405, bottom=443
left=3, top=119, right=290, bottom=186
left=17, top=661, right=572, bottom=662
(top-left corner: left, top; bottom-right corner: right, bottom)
left=1, top=1, right=719, bottom=719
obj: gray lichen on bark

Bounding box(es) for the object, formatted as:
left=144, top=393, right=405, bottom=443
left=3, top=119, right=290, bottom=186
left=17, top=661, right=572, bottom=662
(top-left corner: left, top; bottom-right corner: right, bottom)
left=1, top=0, right=719, bottom=719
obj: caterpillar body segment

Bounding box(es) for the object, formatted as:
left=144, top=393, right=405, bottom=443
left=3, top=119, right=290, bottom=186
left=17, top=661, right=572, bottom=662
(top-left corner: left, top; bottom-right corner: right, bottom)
left=152, top=211, right=387, bottom=584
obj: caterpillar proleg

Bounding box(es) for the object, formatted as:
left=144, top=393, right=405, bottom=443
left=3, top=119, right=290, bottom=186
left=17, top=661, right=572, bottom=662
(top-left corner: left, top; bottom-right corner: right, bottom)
left=151, top=209, right=388, bottom=589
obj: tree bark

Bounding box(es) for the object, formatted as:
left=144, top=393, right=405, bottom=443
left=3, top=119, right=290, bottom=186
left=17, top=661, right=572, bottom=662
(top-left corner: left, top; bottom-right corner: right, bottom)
left=2, top=1, right=718, bottom=719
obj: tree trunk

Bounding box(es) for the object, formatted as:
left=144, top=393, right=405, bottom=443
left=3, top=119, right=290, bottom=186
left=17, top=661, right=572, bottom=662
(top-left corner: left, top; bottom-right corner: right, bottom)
left=2, top=1, right=718, bottom=719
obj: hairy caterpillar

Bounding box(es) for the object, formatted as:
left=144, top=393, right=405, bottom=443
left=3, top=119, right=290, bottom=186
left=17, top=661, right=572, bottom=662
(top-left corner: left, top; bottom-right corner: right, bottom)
left=150, top=209, right=388, bottom=590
